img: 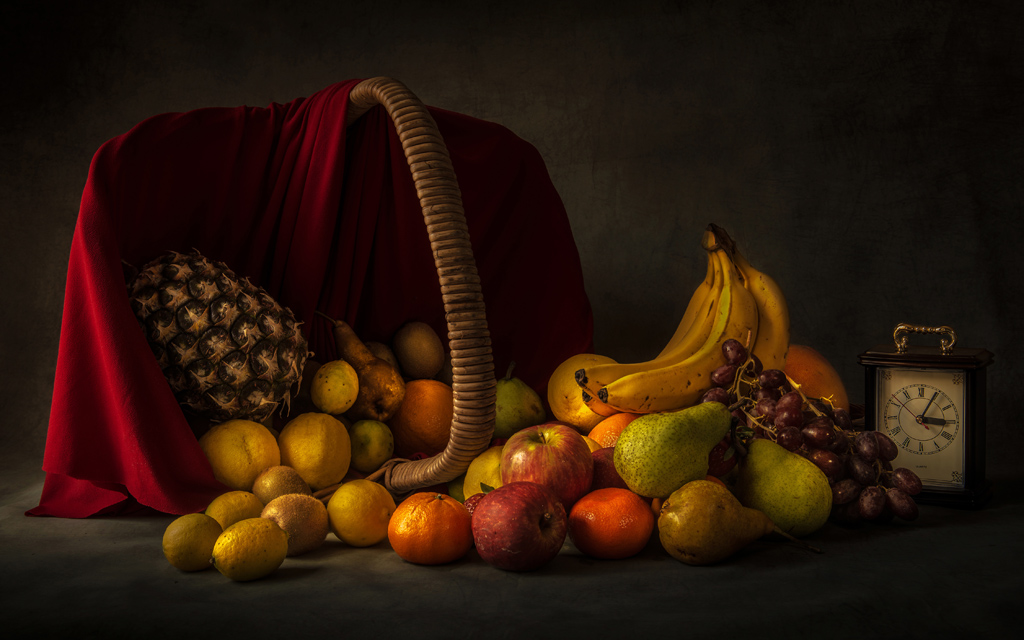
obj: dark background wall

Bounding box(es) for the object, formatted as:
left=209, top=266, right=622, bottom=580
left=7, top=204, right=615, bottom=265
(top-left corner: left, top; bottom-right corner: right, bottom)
left=3, top=0, right=1022, bottom=489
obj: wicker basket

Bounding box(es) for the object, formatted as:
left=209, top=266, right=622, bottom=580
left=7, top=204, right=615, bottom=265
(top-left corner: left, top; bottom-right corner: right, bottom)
left=341, top=77, right=497, bottom=497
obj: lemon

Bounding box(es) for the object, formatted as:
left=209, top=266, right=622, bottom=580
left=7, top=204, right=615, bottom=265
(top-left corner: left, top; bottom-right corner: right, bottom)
left=162, top=513, right=223, bottom=571
left=311, top=359, right=360, bottom=415
left=348, top=419, right=394, bottom=474
left=583, top=436, right=602, bottom=452
left=212, top=517, right=289, bottom=582
left=261, top=494, right=330, bottom=556
left=326, top=479, right=396, bottom=547
left=278, top=412, right=352, bottom=491
left=198, top=419, right=281, bottom=491
left=462, top=445, right=504, bottom=499
left=205, top=491, right=265, bottom=530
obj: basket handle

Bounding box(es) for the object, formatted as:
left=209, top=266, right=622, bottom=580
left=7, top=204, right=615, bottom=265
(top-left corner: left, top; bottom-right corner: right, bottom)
left=345, top=77, right=496, bottom=495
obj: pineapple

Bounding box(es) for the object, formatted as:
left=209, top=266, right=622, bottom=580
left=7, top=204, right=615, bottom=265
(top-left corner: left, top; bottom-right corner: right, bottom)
left=127, top=250, right=310, bottom=424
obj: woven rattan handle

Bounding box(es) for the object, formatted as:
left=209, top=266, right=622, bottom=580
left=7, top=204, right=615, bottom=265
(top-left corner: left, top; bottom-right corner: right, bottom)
left=345, top=77, right=496, bottom=495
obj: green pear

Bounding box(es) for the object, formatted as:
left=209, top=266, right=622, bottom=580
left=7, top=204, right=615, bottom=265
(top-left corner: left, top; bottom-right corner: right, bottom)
left=733, top=438, right=833, bottom=537
left=658, top=479, right=777, bottom=565
left=613, top=401, right=732, bottom=498
left=493, top=362, right=547, bottom=440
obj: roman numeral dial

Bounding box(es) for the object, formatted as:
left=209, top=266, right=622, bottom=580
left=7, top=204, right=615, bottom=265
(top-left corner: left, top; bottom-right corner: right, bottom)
left=882, top=383, right=960, bottom=455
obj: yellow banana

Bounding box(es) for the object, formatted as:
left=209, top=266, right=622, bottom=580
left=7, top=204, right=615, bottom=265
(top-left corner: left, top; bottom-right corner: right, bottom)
left=575, top=248, right=724, bottom=397
left=709, top=223, right=790, bottom=372
left=579, top=388, right=621, bottom=417
left=732, top=248, right=789, bottom=371
left=655, top=244, right=718, bottom=358
left=595, top=250, right=760, bottom=414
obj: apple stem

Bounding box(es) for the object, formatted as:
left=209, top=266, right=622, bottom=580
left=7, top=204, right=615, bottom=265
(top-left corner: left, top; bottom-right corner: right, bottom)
left=771, top=526, right=822, bottom=554
left=505, top=361, right=516, bottom=380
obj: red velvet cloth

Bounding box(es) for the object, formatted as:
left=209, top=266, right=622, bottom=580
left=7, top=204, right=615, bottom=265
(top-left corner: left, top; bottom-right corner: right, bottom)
left=28, top=80, right=593, bottom=518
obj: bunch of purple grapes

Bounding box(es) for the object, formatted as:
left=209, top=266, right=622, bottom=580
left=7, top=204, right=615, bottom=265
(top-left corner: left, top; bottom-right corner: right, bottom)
left=701, top=339, right=923, bottom=524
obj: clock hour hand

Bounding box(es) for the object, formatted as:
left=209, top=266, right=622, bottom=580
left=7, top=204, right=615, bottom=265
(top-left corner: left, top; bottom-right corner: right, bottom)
left=919, top=416, right=949, bottom=426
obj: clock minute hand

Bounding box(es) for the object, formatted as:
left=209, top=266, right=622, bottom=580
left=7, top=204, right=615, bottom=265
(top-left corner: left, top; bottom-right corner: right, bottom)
left=918, top=391, right=938, bottom=418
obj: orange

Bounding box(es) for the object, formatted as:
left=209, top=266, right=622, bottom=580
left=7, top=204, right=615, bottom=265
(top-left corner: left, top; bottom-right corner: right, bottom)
left=387, top=492, right=473, bottom=565
left=783, top=344, right=850, bottom=412
left=587, top=412, right=639, bottom=449
left=387, top=379, right=454, bottom=458
left=568, top=487, right=655, bottom=560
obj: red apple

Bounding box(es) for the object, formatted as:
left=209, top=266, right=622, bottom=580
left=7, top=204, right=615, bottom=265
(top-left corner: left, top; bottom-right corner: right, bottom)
left=500, top=422, right=594, bottom=509
left=463, top=492, right=485, bottom=517
left=707, top=436, right=736, bottom=477
left=471, top=481, right=567, bottom=571
left=590, top=446, right=630, bottom=491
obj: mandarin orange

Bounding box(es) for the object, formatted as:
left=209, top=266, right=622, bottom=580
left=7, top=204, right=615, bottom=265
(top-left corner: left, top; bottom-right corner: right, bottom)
left=568, top=487, right=655, bottom=560
left=386, top=379, right=454, bottom=458
left=587, top=412, right=639, bottom=449
left=387, top=492, right=473, bottom=565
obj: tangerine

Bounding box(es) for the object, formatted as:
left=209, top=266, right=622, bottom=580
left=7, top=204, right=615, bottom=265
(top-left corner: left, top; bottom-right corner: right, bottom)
left=784, top=344, right=850, bottom=412
left=568, top=487, right=655, bottom=560
left=387, top=492, right=472, bottom=565
left=387, top=379, right=454, bottom=458
left=587, top=412, right=640, bottom=448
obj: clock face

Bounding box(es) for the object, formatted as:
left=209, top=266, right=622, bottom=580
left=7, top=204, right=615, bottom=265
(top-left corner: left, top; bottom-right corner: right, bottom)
left=877, top=367, right=966, bottom=489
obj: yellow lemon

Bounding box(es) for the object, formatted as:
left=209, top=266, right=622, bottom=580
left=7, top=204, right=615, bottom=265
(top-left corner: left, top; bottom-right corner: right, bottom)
left=310, top=359, right=360, bottom=415
left=198, top=419, right=281, bottom=491
left=205, top=490, right=265, bottom=530
left=162, top=513, right=223, bottom=572
left=462, top=445, right=504, bottom=499
left=212, top=517, right=289, bottom=582
left=348, top=419, right=395, bottom=474
left=278, top=412, right=351, bottom=491
left=326, top=479, right=396, bottom=547
left=546, top=353, right=619, bottom=432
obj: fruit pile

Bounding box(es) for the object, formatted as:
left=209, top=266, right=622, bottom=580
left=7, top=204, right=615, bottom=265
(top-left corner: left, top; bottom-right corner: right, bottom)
left=158, top=223, right=923, bottom=580
left=701, top=338, right=923, bottom=525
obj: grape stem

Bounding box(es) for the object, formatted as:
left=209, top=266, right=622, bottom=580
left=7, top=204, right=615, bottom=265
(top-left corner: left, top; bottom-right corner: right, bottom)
left=784, top=373, right=830, bottom=417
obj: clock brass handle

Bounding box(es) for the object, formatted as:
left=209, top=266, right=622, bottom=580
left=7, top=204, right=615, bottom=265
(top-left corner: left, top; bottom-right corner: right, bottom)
left=893, top=323, right=957, bottom=355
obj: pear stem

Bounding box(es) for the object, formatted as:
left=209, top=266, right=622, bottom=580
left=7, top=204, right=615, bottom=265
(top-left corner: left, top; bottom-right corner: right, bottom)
left=730, top=419, right=748, bottom=460
left=505, top=361, right=516, bottom=381
left=314, top=310, right=337, bottom=325
left=771, top=526, right=822, bottom=554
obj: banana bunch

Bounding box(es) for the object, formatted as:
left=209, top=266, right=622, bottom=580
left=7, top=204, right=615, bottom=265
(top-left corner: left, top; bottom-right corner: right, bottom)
left=575, top=223, right=790, bottom=414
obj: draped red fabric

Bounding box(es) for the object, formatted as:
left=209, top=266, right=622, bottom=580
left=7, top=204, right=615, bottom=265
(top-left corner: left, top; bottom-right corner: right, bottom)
left=28, top=80, right=594, bottom=518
